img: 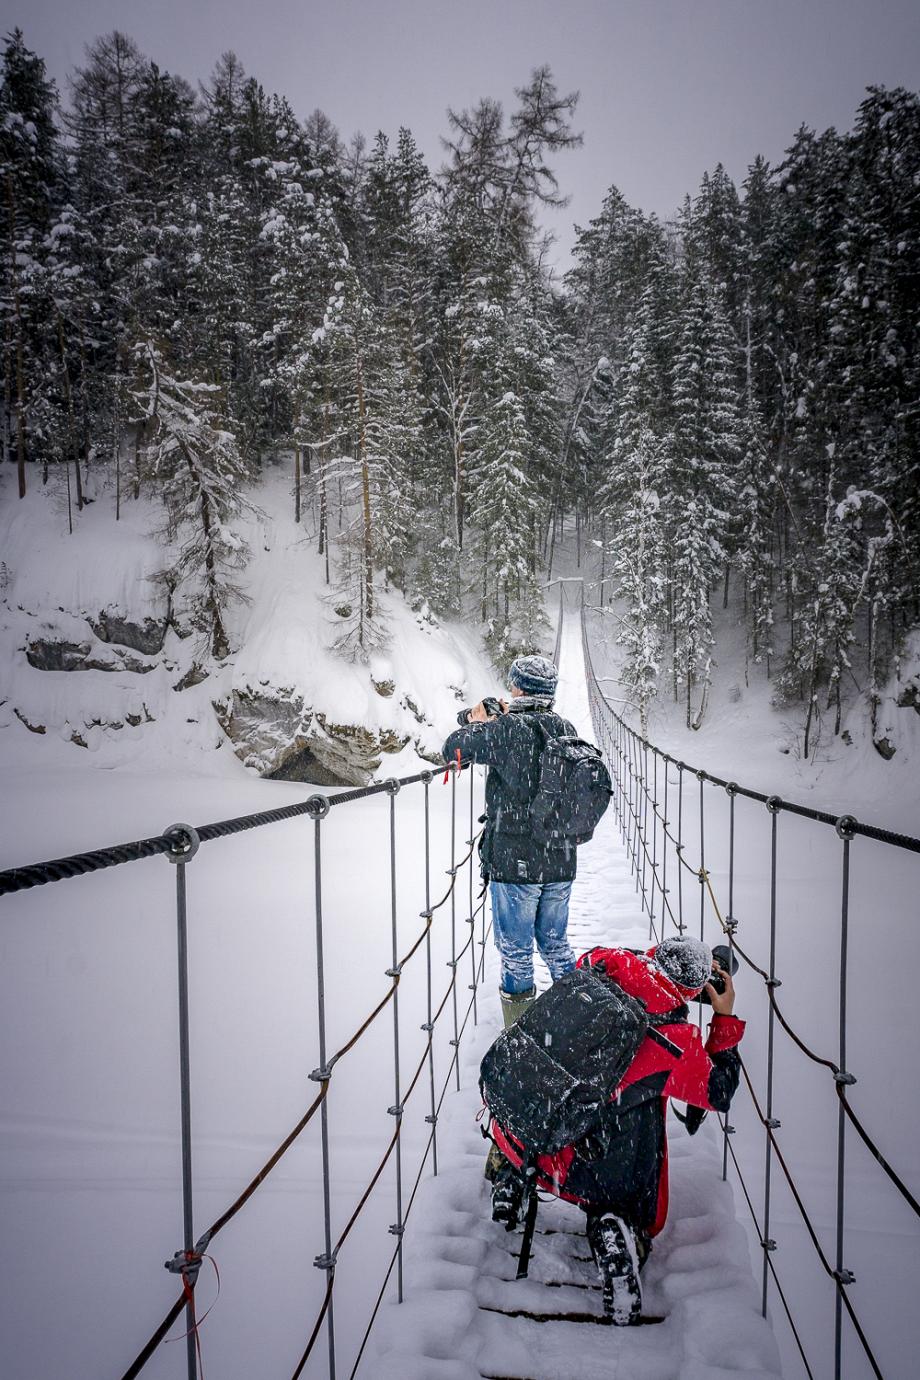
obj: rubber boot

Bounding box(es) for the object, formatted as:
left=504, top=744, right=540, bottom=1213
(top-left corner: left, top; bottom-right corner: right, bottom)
left=484, top=987, right=536, bottom=1180
left=499, top=986, right=536, bottom=1029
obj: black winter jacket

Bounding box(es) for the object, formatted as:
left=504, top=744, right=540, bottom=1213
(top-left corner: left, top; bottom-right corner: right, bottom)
left=442, top=700, right=578, bottom=883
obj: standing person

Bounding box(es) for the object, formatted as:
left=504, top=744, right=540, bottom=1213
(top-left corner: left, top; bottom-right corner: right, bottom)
left=442, top=654, right=580, bottom=1029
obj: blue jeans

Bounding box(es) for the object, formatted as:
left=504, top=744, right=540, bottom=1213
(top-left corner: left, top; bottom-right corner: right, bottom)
left=490, top=880, right=576, bottom=994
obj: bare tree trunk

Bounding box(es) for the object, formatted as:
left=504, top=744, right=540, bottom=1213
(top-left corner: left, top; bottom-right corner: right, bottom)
left=58, top=318, right=84, bottom=513
left=294, top=445, right=301, bottom=525
left=354, top=341, right=373, bottom=624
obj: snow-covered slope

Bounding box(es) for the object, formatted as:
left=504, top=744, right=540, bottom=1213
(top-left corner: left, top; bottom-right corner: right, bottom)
left=0, top=460, right=502, bottom=792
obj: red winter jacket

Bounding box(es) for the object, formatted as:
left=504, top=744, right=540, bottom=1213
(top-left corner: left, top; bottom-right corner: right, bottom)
left=490, top=946, right=745, bottom=1235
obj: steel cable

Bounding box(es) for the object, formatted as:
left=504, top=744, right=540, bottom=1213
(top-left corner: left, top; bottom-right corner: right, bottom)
left=120, top=808, right=483, bottom=1380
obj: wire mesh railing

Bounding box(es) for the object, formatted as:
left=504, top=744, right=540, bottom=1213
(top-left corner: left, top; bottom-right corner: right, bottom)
left=0, top=756, right=489, bottom=1380
left=580, top=588, right=920, bottom=1380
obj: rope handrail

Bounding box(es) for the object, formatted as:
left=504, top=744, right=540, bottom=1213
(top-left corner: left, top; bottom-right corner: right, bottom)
left=112, top=761, right=485, bottom=1380
left=593, top=688, right=920, bottom=1225
left=580, top=587, right=918, bottom=1379
left=580, top=619, right=920, bottom=856
left=290, top=891, right=489, bottom=1378
left=0, top=761, right=470, bottom=898
left=120, top=819, right=484, bottom=1380
left=348, top=912, right=493, bottom=1378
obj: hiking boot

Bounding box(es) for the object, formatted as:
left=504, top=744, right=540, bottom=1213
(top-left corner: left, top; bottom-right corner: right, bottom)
left=586, top=1212, right=643, bottom=1325
left=490, top=1161, right=525, bottom=1229
left=500, top=986, right=536, bottom=1029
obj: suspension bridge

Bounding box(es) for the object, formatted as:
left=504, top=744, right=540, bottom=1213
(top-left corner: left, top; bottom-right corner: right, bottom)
left=1, top=588, right=918, bottom=1380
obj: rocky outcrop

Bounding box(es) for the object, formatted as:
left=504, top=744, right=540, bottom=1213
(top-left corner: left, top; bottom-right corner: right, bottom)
left=26, top=638, right=154, bottom=674
left=215, top=687, right=412, bottom=786
left=90, top=607, right=168, bottom=656
left=897, top=679, right=920, bottom=716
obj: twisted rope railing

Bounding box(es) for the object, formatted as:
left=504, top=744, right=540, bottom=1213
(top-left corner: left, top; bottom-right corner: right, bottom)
left=580, top=588, right=920, bottom=1380
left=2, top=757, right=488, bottom=1380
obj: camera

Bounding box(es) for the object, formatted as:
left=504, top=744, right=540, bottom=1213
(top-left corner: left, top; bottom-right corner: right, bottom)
left=457, top=696, right=503, bottom=727
left=699, top=943, right=738, bottom=1004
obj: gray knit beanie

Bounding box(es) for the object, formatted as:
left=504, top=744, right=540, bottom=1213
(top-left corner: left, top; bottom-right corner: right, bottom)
left=653, top=936, right=713, bottom=992
left=509, top=654, right=558, bottom=698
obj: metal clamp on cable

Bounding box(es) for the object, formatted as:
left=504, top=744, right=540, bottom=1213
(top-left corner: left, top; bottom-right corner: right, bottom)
left=766, top=795, right=783, bottom=814
left=165, top=1247, right=202, bottom=1283
left=387, top=1104, right=404, bottom=1118
left=388, top=1224, right=405, bottom=1237
left=834, top=1268, right=855, bottom=1285
left=835, top=814, right=858, bottom=841
left=313, top=1251, right=337, bottom=1271
left=385, top=965, right=402, bottom=978
left=305, top=794, right=331, bottom=820
left=309, top=1066, right=332, bottom=1083
left=164, top=823, right=201, bottom=865
left=725, top=781, right=738, bottom=797
left=834, top=1069, right=857, bottom=1086
left=384, top=777, right=401, bottom=796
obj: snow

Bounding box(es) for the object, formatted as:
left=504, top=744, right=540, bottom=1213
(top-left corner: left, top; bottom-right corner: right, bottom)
left=4, top=471, right=917, bottom=1378
left=363, top=604, right=782, bottom=1379
left=0, top=463, right=499, bottom=782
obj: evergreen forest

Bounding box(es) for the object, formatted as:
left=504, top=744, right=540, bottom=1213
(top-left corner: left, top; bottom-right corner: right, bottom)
left=3, top=29, right=919, bottom=754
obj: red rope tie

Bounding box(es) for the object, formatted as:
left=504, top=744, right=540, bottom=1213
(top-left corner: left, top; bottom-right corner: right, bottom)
left=443, top=747, right=462, bottom=784
left=165, top=1251, right=221, bottom=1378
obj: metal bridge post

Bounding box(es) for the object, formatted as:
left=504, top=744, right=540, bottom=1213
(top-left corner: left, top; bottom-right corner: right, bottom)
left=649, top=750, right=658, bottom=941
left=698, top=774, right=706, bottom=945
left=469, top=762, right=478, bottom=1026
left=450, top=762, right=461, bottom=1092
left=723, top=784, right=738, bottom=1182
left=628, top=734, right=640, bottom=890
left=641, top=741, right=650, bottom=926
left=306, top=795, right=336, bottom=1379
left=762, top=799, right=782, bottom=1318
left=835, top=817, right=857, bottom=1377
left=385, top=780, right=405, bottom=1303
left=661, top=758, right=669, bottom=935
left=165, top=823, right=201, bottom=1380
left=676, top=765, right=685, bottom=933
left=422, top=772, right=438, bottom=1177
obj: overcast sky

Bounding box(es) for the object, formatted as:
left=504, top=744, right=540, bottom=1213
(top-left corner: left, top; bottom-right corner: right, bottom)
left=7, top=0, right=920, bottom=270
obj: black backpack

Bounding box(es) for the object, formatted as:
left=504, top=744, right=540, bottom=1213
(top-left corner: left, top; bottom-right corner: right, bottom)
left=479, top=966, right=685, bottom=1156
left=525, top=717, right=612, bottom=846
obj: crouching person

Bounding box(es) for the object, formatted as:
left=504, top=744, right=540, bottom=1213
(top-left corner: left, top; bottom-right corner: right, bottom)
left=482, top=936, right=744, bottom=1324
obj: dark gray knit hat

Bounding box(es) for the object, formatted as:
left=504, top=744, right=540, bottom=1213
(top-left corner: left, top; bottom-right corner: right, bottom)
left=653, top=936, right=713, bottom=993
left=509, top=654, right=558, bottom=698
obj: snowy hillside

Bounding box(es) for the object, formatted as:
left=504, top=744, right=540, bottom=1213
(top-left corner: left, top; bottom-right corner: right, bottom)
left=0, top=461, right=504, bottom=796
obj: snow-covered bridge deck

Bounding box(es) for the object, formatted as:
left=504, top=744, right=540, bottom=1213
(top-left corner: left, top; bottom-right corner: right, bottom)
left=365, top=607, right=782, bottom=1379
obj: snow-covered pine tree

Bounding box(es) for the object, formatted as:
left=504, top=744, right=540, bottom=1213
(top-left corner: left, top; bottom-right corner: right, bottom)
left=668, top=270, right=743, bottom=727
left=0, top=29, right=63, bottom=497
left=468, top=347, right=546, bottom=668
left=129, top=339, right=252, bottom=660
left=611, top=425, right=667, bottom=736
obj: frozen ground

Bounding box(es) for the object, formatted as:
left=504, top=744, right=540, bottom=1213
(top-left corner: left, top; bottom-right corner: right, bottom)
left=363, top=605, right=783, bottom=1379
